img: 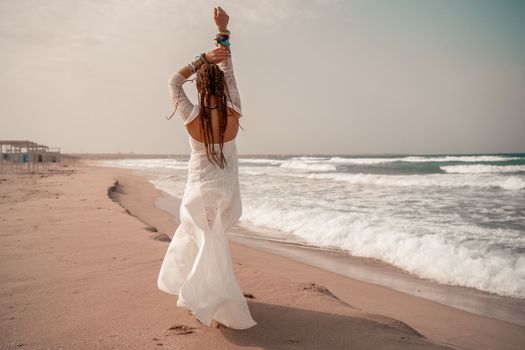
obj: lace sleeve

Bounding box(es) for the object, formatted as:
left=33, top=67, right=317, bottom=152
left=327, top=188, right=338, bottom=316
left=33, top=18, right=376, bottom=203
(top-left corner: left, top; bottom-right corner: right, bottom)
left=168, top=72, right=199, bottom=124
left=218, top=56, right=242, bottom=118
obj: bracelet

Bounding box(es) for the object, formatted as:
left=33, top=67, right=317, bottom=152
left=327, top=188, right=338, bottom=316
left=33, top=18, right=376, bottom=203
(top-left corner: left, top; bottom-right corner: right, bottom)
left=215, top=35, right=230, bottom=47
left=187, top=62, right=196, bottom=74
left=187, top=56, right=205, bottom=75
left=218, top=29, right=230, bottom=35
left=200, top=53, right=210, bottom=64
left=188, top=54, right=206, bottom=74
left=216, top=35, right=230, bottom=42
left=193, top=55, right=205, bottom=66
left=187, top=49, right=219, bottom=74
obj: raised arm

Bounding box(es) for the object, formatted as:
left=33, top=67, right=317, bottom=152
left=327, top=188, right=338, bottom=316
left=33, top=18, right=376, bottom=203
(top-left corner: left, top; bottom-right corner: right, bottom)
left=218, top=51, right=242, bottom=118
left=167, top=72, right=195, bottom=124
left=214, top=6, right=242, bottom=119
left=167, top=6, right=238, bottom=123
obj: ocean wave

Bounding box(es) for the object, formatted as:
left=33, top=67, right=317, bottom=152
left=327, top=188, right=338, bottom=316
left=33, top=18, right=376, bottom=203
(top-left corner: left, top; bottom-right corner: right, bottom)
left=96, top=158, right=188, bottom=170
left=239, top=158, right=283, bottom=165
left=240, top=170, right=275, bottom=177
left=328, top=156, right=403, bottom=164
left=403, top=155, right=520, bottom=162
left=329, top=155, right=520, bottom=164
left=240, top=204, right=525, bottom=299
left=441, top=164, right=525, bottom=174
left=280, top=161, right=336, bottom=172
left=285, top=172, right=525, bottom=190
left=290, top=156, right=328, bottom=161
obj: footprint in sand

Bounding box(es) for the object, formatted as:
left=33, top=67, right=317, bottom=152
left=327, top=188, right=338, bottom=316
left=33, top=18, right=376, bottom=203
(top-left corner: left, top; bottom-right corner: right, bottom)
left=167, top=324, right=196, bottom=335
left=243, top=292, right=255, bottom=299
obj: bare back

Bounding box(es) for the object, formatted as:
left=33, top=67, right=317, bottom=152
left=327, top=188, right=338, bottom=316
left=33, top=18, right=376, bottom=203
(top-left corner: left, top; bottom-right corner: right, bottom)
left=186, top=94, right=239, bottom=143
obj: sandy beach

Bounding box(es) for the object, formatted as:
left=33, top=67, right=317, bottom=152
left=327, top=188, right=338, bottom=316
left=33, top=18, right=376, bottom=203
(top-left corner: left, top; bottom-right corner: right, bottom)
left=1, top=162, right=524, bottom=350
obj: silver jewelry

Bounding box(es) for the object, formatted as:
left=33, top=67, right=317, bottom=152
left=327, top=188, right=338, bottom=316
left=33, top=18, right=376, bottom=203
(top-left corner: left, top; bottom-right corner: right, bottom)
left=187, top=62, right=196, bottom=74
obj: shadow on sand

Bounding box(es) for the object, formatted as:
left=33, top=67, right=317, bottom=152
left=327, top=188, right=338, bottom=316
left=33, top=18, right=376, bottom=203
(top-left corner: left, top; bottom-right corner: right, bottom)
left=219, top=301, right=455, bottom=350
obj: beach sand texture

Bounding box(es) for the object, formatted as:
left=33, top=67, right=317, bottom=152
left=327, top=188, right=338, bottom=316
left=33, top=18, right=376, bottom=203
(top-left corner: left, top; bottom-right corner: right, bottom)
left=1, top=163, right=524, bottom=349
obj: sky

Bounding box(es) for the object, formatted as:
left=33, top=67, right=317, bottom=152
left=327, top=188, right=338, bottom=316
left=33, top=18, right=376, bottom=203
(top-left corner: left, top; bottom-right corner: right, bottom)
left=0, top=0, right=524, bottom=155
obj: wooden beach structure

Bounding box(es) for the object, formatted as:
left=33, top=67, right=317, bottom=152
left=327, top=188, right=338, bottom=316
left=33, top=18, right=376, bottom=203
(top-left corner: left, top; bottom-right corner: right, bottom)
left=0, top=140, right=62, bottom=173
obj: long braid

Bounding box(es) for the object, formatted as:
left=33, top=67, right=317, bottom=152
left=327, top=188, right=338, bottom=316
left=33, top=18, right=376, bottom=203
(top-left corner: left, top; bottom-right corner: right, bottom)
left=199, top=65, right=215, bottom=166
left=196, top=63, right=229, bottom=169
left=213, top=64, right=228, bottom=168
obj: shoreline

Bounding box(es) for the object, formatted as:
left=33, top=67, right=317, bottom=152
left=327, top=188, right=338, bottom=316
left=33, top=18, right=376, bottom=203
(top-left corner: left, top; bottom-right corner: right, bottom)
left=1, top=162, right=523, bottom=349
left=229, top=231, right=525, bottom=326
left=127, top=165, right=525, bottom=327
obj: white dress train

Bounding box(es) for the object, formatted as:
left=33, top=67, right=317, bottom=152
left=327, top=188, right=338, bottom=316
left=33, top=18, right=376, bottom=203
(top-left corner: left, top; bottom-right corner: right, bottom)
left=157, top=54, right=257, bottom=329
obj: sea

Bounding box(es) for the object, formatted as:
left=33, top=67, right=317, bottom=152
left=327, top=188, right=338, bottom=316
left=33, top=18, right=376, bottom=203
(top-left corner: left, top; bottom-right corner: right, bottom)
left=96, top=153, right=525, bottom=300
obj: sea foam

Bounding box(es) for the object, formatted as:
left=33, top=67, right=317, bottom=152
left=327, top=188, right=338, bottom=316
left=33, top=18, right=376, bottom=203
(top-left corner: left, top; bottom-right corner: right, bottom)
left=240, top=203, right=525, bottom=299
left=280, top=161, right=336, bottom=172
left=286, top=172, right=525, bottom=191
left=441, top=164, right=525, bottom=174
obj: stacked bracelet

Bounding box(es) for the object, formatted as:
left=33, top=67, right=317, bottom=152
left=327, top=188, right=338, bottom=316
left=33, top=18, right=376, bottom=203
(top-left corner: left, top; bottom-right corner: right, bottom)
left=187, top=62, right=197, bottom=74
left=187, top=53, right=209, bottom=74
left=215, top=33, right=230, bottom=48
left=186, top=33, right=231, bottom=74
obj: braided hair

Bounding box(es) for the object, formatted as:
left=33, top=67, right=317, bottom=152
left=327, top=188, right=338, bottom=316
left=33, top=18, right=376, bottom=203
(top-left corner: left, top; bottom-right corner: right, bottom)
left=196, top=63, right=229, bottom=169
left=167, top=62, right=240, bottom=169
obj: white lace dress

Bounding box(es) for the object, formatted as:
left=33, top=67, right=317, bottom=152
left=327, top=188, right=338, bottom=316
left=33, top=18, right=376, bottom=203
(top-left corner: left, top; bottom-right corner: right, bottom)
left=157, top=55, right=257, bottom=329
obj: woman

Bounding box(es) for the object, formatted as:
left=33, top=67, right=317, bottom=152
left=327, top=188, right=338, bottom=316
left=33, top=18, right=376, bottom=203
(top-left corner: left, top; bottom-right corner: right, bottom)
left=157, top=7, right=257, bottom=330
